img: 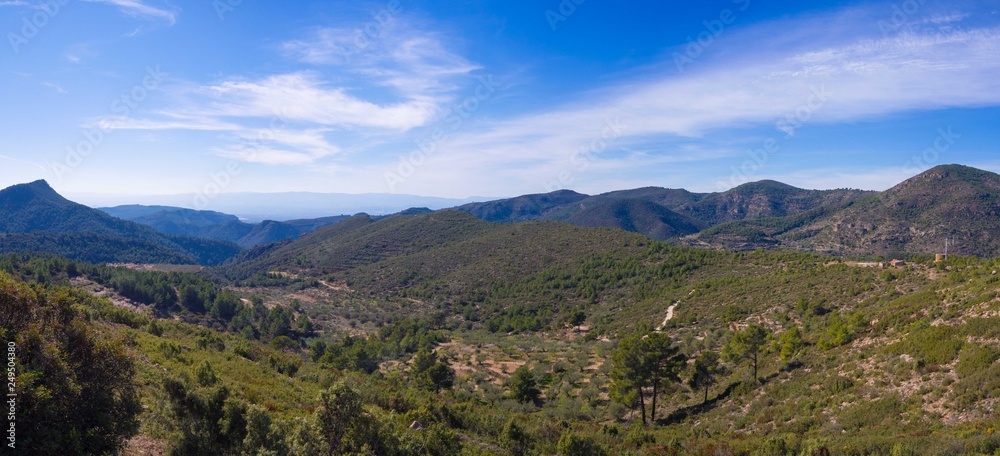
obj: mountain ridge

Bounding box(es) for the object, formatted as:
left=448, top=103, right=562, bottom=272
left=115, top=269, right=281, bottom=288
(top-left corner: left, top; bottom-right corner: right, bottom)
left=100, top=205, right=351, bottom=248
left=0, top=181, right=240, bottom=264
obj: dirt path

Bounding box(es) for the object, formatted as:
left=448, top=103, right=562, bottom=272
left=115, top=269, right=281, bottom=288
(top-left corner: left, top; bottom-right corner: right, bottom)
left=318, top=279, right=352, bottom=292
left=656, top=302, right=679, bottom=331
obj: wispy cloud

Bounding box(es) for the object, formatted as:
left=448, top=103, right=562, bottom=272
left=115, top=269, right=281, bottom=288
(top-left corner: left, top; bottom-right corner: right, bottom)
left=81, top=0, right=177, bottom=25
left=213, top=129, right=341, bottom=166
left=111, top=19, right=480, bottom=166
left=392, top=17, right=1000, bottom=195
left=42, top=82, right=67, bottom=94
left=81, top=3, right=1000, bottom=195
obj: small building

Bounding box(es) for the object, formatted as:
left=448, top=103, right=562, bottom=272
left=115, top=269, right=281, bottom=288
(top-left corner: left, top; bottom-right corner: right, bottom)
left=889, top=259, right=906, bottom=268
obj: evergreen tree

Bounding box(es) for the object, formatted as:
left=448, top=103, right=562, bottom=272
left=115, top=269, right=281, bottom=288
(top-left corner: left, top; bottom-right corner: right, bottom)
left=508, top=365, right=541, bottom=404
left=690, top=351, right=724, bottom=404
left=724, top=324, right=769, bottom=382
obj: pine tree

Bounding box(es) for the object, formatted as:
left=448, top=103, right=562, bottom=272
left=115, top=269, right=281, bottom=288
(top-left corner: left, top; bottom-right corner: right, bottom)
left=724, top=324, right=768, bottom=382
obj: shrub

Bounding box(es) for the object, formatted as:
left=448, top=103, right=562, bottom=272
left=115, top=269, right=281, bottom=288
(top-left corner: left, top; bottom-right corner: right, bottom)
left=0, top=272, right=142, bottom=454
left=558, top=431, right=606, bottom=456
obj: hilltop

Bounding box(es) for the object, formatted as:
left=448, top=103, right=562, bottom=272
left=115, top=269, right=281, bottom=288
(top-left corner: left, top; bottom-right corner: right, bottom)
left=689, top=165, right=1000, bottom=257
left=0, top=181, right=240, bottom=264
left=456, top=179, right=870, bottom=242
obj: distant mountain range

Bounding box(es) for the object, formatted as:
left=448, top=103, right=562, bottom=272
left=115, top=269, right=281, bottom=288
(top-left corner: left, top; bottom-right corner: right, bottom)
left=3, top=165, right=1000, bottom=265
left=0, top=181, right=240, bottom=264
left=73, top=191, right=493, bottom=222
left=99, top=205, right=350, bottom=248
left=455, top=181, right=870, bottom=240
left=455, top=164, right=1000, bottom=258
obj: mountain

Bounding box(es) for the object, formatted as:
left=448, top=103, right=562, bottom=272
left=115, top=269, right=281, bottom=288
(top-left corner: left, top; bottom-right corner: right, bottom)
left=565, top=199, right=706, bottom=240
left=0, top=181, right=240, bottom=264
left=674, top=180, right=870, bottom=226
left=455, top=182, right=868, bottom=242
left=688, top=165, right=1000, bottom=257
left=783, top=165, right=1000, bottom=256
left=456, top=189, right=589, bottom=222
left=100, top=205, right=351, bottom=248
left=222, top=209, right=654, bottom=289
left=78, top=191, right=496, bottom=221
left=99, top=205, right=239, bottom=225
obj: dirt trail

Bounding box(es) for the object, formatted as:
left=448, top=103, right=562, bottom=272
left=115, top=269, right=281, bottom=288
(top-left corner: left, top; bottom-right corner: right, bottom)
left=656, top=302, right=679, bottom=331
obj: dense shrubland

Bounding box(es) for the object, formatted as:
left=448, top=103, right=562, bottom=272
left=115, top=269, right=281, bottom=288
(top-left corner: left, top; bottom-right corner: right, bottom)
left=3, top=244, right=1000, bottom=454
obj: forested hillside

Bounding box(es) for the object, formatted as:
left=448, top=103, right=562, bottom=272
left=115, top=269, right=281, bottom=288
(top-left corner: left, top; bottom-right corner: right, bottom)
left=0, top=181, right=240, bottom=264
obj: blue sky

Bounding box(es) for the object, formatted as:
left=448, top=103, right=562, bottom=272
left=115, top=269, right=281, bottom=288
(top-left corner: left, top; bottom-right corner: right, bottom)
left=1, top=0, right=999, bottom=201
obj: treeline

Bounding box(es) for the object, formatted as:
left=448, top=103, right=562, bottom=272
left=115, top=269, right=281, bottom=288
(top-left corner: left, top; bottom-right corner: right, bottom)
left=0, top=232, right=191, bottom=264
left=0, top=254, right=313, bottom=345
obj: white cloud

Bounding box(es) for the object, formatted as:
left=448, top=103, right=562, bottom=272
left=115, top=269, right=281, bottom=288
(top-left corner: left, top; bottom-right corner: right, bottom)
left=370, top=11, right=1000, bottom=193
left=282, top=22, right=480, bottom=102
left=213, top=129, right=341, bottom=166
left=113, top=19, right=480, bottom=167
left=81, top=0, right=177, bottom=25
left=201, top=72, right=440, bottom=130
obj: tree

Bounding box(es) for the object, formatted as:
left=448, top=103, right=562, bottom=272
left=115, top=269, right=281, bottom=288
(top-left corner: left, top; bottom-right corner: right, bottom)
left=643, top=332, right=685, bottom=422
left=499, top=418, right=532, bottom=456
left=609, top=332, right=650, bottom=424
left=309, top=340, right=327, bottom=362
left=778, top=326, right=805, bottom=361
left=689, top=351, right=724, bottom=404
left=196, top=360, right=219, bottom=387
left=610, top=330, right=685, bottom=424
left=724, top=324, right=769, bottom=382
left=163, top=381, right=248, bottom=455
left=241, top=404, right=286, bottom=455
left=212, top=290, right=242, bottom=321
left=557, top=431, right=606, bottom=456
left=1, top=272, right=141, bottom=454
left=296, top=313, right=314, bottom=334
left=316, top=382, right=368, bottom=454
left=410, top=348, right=455, bottom=393
left=508, top=365, right=541, bottom=404
left=180, top=285, right=205, bottom=313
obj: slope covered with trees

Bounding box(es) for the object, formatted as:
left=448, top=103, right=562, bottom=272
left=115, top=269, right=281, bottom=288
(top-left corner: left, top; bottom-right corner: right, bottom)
left=101, top=205, right=351, bottom=248
left=0, top=181, right=241, bottom=264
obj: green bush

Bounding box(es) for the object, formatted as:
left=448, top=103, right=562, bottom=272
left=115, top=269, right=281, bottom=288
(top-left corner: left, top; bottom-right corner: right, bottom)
left=558, top=431, right=606, bottom=456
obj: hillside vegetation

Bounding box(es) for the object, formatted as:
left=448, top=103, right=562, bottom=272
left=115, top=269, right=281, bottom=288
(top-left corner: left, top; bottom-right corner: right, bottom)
left=0, top=181, right=240, bottom=264
left=101, top=205, right=350, bottom=248
left=5, top=239, right=1000, bottom=454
